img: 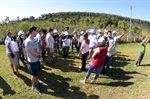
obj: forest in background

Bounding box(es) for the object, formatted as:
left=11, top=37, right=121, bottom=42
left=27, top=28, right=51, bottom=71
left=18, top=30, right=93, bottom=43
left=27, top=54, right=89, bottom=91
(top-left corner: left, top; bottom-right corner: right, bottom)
left=0, top=12, right=150, bottom=42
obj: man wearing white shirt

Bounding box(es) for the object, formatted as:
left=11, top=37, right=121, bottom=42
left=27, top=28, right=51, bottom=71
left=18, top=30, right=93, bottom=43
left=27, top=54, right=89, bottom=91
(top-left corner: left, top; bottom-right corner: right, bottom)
left=5, top=31, right=17, bottom=74
left=88, top=29, right=98, bottom=59
left=62, top=31, right=71, bottom=58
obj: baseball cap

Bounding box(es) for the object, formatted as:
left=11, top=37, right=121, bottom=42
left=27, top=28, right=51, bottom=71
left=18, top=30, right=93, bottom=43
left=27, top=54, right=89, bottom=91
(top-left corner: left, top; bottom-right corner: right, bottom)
left=89, top=29, right=95, bottom=34
left=80, top=31, right=84, bottom=35
left=18, top=31, right=24, bottom=36
left=53, top=29, right=58, bottom=33
left=112, top=31, right=117, bottom=34
left=86, top=29, right=90, bottom=33
left=97, top=29, right=102, bottom=33
left=73, top=30, right=76, bottom=33
left=104, top=29, right=108, bottom=34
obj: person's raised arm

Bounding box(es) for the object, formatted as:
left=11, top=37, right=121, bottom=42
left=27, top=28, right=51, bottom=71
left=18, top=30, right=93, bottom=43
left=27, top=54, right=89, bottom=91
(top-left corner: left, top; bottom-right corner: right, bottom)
left=141, top=36, right=149, bottom=44
left=116, top=32, right=125, bottom=39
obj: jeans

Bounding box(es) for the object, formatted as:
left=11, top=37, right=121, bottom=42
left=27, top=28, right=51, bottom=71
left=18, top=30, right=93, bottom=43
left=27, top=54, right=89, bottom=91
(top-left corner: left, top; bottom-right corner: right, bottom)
left=62, top=46, right=69, bottom=58
left=71, top=43, right=77, bottom=52
left=103, top=55, right=113, bottom=74
left=136, top=52, right=144, bottom=65
left=19, top=48, right=25, bottom=64
left=86, top=64, right=103, bottom=80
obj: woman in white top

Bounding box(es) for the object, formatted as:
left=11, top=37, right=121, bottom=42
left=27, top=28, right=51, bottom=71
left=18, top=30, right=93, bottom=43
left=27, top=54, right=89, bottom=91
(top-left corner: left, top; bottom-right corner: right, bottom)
left=12, top=36, right=20, bottom=74
left=79, top=33, right=89, bottom=71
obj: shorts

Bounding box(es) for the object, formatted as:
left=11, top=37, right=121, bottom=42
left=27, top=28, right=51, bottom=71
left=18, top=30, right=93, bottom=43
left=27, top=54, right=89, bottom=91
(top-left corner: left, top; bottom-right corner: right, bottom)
left=7, top=53, right=18, bottom=66
left=28, top=61, right=41, bottom=76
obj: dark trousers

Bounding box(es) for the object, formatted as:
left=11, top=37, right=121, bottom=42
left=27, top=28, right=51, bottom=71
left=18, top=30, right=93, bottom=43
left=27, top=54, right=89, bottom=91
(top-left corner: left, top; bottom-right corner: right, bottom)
left=19, top=48, right=25, bottom=64
left=103, top=55, right=113, bottom=74
left=72, top=43, right=77, bottom=52
left=77, top=42, right=81, bottom=53
left=54, top=44, right=60, bottom=54
left=136, top=52, right=144, bottom=65
left=81, top=52, right=89, bottom=71
left=42, top=49, right=46, bottom=60
left=62, top=46, right=69, bottom=58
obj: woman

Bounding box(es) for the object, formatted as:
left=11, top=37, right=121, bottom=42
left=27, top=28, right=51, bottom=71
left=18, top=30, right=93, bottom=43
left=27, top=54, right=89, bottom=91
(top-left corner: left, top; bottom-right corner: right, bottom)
left=78, top=33, right=89, bottom=71
left=80, top=40, right=107, bottom=84
left=12, top=36, right=20, bottom=74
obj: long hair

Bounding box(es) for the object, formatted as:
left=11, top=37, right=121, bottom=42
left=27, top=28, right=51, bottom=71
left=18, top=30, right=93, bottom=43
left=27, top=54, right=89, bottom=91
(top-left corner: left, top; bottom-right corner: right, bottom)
left=83, top=33, right=89, bottom=44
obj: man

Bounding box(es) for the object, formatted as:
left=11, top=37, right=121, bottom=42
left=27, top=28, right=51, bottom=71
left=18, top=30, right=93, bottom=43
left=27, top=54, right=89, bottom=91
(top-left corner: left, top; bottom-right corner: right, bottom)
left=25, top=26, right=43, bottom=92
left=53, top=29, right=60, bottom=54
left=62, top=31, right=71, bottom=58
left=103, top=31, right=125, bottom=75
left=5, top=31, right=18, bottom=74
left=135, top=36, right=149, bottom=66
left=35, top=29, right=43, bottom=55
left=45, top=28, right=54, bottom=64
left=71, top=30, right=78, bottom=52
left=88, top=29, right=98, bottom=59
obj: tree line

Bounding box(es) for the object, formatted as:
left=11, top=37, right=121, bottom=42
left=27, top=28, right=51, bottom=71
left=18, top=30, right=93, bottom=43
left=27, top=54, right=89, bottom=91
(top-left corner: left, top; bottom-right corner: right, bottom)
left=0, top=12, right=150, bottom=42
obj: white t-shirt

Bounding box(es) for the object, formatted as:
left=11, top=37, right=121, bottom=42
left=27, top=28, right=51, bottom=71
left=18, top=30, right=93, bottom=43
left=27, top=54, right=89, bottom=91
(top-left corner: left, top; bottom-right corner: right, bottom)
left=12, top=41, right=19, bottom=52
left=79, top=35, right=83, bottom=43
left=81, top=41, right=89, bottom=54
left=107, top=37, right=118, bottom=56
left=63, top=38, right=71, bottom=47
left=5, top=36, right=13, bottom=54
left=45, top=33, right=54, bottom=49
left=88, top=34, right=98, bottom=48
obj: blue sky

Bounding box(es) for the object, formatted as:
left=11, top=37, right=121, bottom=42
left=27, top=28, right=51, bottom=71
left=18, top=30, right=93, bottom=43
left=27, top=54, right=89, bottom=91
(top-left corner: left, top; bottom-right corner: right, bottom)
left=0, top=0, right=150, bottom=22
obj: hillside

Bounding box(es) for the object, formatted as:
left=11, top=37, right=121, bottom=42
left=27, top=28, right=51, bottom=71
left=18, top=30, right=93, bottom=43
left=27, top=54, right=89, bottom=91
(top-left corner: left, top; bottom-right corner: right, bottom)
left=0, top=12, right=150, bottom=42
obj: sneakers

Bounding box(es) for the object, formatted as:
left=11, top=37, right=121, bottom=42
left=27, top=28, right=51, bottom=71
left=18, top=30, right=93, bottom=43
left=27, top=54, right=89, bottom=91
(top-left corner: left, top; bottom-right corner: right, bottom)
left=35, top=81, right=45, bottom=85
left=90, top=80, right=96, bottom=84
left=31, top=87, right=40, bottom=92
left=80, top=80, right=86, bottom=84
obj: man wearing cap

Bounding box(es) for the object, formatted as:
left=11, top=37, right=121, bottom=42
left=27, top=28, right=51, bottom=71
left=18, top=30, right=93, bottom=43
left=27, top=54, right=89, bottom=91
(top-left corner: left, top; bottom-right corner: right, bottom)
left=17, top=30, right=27, bottom=67
left=62, top=31, right=71, bottom=58
left=88, top=29, right=98, bottom=59
left=5, top=31, right=18, bottom=74
left=71, top=30, right=78, bottom=52
left=53, top=29, right=60, bottom=54
left=103, top=31, right=125, bottom=75
left=25, top=26, right=43, bottom=92
left=97, top=29, right=108, bottom=45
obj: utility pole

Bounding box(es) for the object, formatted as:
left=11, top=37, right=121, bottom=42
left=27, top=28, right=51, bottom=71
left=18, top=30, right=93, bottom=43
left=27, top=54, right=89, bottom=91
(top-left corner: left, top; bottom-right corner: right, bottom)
left=129, top=5, right=132, bottom=41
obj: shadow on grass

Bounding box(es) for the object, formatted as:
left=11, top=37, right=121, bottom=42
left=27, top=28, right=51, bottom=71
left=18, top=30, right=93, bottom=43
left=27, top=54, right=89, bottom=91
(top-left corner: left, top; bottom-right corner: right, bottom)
left=140, top=64, right=150, bottom=66
left=17, top=74, right=31, bottom=86
left=19, top=65, right=30, bottom=74
left=38, top=71, right=87, bottom=98
left=44, top=55, right=80, bottom=73
left=87, top=94, right=99, bottom=99
left=0, top=76, right=16, bottom=96
left=99, top=81, right=134, bottom=87
left=99, top=68, right=147, bottom=87
left=111, top=51, right=134, bottom=67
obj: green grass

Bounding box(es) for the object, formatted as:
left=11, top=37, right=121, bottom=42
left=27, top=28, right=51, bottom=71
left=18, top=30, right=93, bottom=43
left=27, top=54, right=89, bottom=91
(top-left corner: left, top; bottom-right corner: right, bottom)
left=0, top=43, right=150, bottom=99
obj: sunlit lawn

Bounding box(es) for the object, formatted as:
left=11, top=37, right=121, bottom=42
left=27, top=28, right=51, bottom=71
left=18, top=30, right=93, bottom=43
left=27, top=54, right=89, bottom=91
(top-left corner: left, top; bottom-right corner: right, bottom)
left=0, top=43, right=150, bottom=99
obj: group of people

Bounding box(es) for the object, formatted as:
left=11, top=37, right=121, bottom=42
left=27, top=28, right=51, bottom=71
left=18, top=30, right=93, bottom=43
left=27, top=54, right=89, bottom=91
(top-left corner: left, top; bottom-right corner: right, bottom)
left=5, top=26, right=126, bottom=92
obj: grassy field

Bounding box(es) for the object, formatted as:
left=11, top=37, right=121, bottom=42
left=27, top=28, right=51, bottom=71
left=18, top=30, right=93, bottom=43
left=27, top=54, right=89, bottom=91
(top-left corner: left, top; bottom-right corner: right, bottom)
left=0, top=43, right=150, bottom=99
